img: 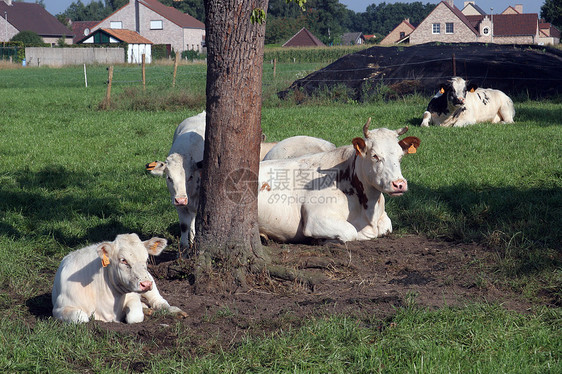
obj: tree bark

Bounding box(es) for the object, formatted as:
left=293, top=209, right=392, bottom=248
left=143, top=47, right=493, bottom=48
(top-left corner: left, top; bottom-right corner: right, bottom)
left=193, top=0, right=270, bottom=293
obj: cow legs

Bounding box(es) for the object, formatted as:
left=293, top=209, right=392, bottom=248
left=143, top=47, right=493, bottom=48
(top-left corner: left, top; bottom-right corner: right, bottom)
left=123, top=293, right=145, bottom=324
left=53, top=306, right=90, bottom=323
left=176, top=206, right=196, bottom=249
left=420, top=111, right=431, bottom=127
left=141, top=282, right=188, bottom=318
left=302, top=212, right=358, bottom=243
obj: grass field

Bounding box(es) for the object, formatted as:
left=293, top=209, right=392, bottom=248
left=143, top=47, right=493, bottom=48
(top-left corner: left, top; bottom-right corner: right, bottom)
left=0, top=63, right=560, bottom=372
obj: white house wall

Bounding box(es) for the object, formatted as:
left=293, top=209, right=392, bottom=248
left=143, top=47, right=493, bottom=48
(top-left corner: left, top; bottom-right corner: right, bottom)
left=128, top=43, right=151, bottom=63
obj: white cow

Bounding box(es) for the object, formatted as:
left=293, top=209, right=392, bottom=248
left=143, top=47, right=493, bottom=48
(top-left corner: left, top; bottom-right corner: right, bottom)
left=52, top=233, right=186, bottom=323
left=421, top=77, right=515, bottom=127
left=262, top=135, right=336, bottom=161
left=146, top=111, right=206, bottom=249
left=258, top=119, right=420, bottom=243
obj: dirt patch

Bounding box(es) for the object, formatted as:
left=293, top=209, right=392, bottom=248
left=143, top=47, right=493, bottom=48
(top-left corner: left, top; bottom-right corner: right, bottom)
left=280, top=43, right=562, bottom=101
left=62, top=234, right=541, bottom=357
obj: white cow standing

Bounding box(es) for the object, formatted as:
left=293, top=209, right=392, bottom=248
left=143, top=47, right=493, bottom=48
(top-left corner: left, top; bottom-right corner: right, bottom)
left=421, top=77, right=515, bottom=127
left=146, top=111, right=206, bottom=249
left=52, top=233, right=186, bottom=323
left=258, top=119, right=420, bottom=243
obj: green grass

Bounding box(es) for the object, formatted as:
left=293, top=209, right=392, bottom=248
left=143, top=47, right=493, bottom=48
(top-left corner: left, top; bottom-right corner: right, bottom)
left=0, top=64, right=560, bottom=372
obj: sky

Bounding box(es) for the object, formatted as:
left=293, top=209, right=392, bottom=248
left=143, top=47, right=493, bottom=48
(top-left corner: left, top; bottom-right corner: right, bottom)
left=40, top=0, right=543, bottom=18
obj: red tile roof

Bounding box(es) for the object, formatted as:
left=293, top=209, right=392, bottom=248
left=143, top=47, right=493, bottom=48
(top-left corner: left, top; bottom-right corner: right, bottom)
left=0, top=2, right=73, bottom=38
left=140, top=0, right=204, bottom=29
left=101, top=28, right=153, bottom=44
left=493, top=13, right=538, bottom=36
left=283, top=28, right=325, bottom=47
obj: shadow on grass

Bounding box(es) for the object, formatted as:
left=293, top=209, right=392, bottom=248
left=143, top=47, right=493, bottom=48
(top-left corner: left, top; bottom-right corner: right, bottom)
left=388, top=182, right=561, bottom=276
left=26, top=292, right=52, bottom=319
left=514, top=106, right=562, bottom=125
left=0, top=166, right=142, bottom=247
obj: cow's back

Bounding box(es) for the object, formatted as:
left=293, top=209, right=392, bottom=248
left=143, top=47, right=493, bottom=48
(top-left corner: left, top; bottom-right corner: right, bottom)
left=263, top=136, right=336, bottom=161
left=172, top=111, right=206, bottom=142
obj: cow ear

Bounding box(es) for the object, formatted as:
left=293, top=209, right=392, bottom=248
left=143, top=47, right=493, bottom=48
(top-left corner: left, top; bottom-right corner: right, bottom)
left=399, top=136, right=421, bottom=154
left=467, top=82, right=478, bottom=93
left=146, top=161, right=166, bottom=176
left=352, top=137, right=366, bottom=156
left=144, top=237, right=167, bottom=256
left=97, top=242, right=114, bottom=267
left=195, top=160, right=203, bottom=170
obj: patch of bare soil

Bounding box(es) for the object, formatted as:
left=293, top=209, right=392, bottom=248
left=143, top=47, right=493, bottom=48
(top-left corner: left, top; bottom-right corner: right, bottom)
left=70, top=235, right=539, bottom=358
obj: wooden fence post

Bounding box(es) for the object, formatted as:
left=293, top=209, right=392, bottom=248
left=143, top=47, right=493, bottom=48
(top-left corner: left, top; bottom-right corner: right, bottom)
left=83, top=63, right=88, bottom=88
left=103, top=66, right=113, bottom=109
left=273, top=58, right=277, bottom=79
left=172, top=52, right=179, bottom=87
left=452, top=53, right=456, bottom=77
left=142, top=54, right=146, bottom=90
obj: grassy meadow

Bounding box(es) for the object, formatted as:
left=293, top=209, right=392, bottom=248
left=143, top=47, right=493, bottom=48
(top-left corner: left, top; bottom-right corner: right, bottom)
left=0, top=62, right=560, bottom=372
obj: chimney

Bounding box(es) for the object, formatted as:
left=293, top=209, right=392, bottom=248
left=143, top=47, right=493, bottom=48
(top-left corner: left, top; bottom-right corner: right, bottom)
left=445, top=0, right=455, bottom=8
left=515, top=4, right=523, bottom=13
left=135, top=0, right=140, bottom=33
left=405, top=18, right=410, bottom=24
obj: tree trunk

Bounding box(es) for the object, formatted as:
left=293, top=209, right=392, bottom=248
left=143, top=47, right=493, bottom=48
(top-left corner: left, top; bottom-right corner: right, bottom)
left=193, top=0, right=270, bottom=293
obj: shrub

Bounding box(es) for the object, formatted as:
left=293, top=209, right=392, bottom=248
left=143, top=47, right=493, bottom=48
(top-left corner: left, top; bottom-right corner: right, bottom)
left=10, top=31, right=47, bottom=46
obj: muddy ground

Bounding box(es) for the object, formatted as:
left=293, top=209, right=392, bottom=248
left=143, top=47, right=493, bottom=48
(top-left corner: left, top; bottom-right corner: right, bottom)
left=24, top=234, right=545, bottom=359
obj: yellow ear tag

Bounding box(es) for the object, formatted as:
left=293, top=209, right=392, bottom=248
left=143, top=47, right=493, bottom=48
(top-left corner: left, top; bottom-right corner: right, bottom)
left=440, top=88, right=445, bottom=94
left=408, top=144, right=417, bottom=154
left=470, top=88, right=475, bottom=93
left=101, top=254, right=110, bottom=267
left=353, top=143, right=362, bottom=156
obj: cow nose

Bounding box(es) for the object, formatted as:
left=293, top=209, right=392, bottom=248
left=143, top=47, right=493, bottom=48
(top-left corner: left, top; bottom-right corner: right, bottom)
left=392, top=179, right=407, bottom=192
left=139, top=281, right=153, bottom=291
left=174, top=197, right=188, bottom=206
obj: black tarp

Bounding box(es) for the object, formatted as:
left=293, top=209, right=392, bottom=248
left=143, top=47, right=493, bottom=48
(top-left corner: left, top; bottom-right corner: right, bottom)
left=280, top=43, right=562, bottom=100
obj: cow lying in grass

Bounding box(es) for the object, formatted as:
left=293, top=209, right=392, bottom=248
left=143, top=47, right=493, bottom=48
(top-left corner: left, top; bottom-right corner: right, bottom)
left=258, top=119, right=420, bottom=243
left=52, top=233, right=186, bottom=323
left=147, top=111, right=337, bottom=248
left=421, top=77, right=515, bottom=127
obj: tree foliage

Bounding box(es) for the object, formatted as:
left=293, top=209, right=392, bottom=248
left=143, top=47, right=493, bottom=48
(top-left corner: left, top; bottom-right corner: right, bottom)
left=541, top=0, right=562, bottom=28
left=159, top=0, right=205, bottom=23
left=10, top=30, right=45, bottom=45
left=58, top=0, right=127, bottom=21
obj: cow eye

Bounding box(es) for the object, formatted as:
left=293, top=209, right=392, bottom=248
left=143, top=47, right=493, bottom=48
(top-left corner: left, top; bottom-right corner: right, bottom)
left=120, top=258, right=129, bottom=267
left=372, top=154, right=380, bottom=162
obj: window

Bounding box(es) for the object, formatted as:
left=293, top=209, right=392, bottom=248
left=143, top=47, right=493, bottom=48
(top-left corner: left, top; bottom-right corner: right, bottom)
left=432, top=23, right=440, bottom=34
left=150, top=20, right=163, bottom=30
left=482, top=27, right=490, bottom=35
left=110, top=21, right=122, bottom=29
left=400, top=31, right=405, bottom=39
left=446, top=23, right=454, bottom=34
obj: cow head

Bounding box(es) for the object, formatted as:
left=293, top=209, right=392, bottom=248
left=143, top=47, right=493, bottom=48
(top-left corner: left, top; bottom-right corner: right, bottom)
left=440, top=77, right=478, bottom=107
left=145, top=153, right=202, bottom=208
left=97, top=234, right=167, bottom=293
left=352, top=118, right=420, bottom=196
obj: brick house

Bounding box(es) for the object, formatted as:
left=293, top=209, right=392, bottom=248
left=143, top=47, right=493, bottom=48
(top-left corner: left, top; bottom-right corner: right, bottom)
left=0, top=0, right=73, bottom=45
left=539, top=22, right=561, bottom=45
left=380, top=19, right=416, bottom=45
left=409, top=1, right=554, bottom=45
left=90, top=0, right=205, bottom=55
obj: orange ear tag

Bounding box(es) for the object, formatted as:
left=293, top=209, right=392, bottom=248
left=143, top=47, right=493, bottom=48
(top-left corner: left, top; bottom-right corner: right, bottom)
left=470, top=88, right=475, bottom=93
left=150, top=242, right=159, bottom=252
left=408, top=144, right=417, bottom=154
left=439, top=88, right=445, bottom=94
left=101, top=254, right=110, bottom=267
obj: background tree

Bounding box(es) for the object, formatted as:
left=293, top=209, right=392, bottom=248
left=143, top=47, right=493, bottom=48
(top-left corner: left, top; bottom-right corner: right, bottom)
left=541, top=0, right=562, bottom=28
left=192, top=0, right=273, bottom=292
left=10, top=31, right=45, bottom=45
